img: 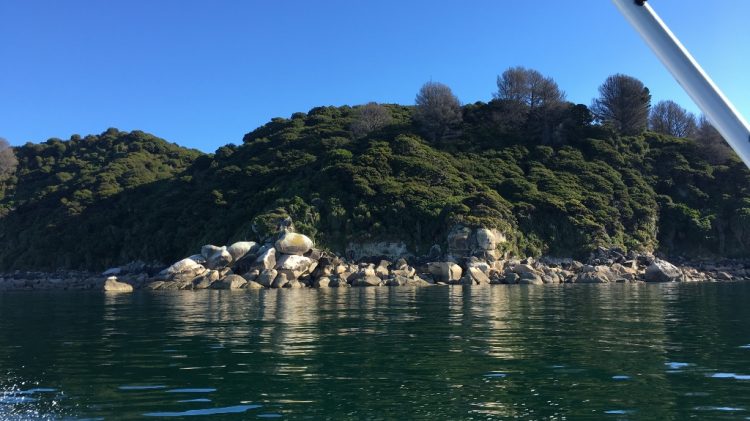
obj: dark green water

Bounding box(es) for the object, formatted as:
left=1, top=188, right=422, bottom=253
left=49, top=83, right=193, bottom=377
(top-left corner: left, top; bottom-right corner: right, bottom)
left=2, top=284, right=750, bottom=420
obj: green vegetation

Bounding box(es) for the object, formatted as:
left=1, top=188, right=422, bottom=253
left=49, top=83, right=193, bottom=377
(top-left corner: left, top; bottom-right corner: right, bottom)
left=1, top=72, right=749, bottom=271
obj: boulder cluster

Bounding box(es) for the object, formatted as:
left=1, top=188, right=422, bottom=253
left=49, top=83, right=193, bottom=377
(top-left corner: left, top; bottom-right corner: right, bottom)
left=124, top=225, right=745, bottom=292
left=2, top=225, right=747, bottom=292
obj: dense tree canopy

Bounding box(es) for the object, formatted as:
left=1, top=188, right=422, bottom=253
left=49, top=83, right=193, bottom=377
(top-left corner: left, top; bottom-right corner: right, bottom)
left=1, top=75, right=748, bottom=271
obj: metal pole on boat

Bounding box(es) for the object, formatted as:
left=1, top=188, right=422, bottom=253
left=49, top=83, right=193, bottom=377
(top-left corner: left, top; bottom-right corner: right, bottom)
left=611, top=0, right=750, bottom=169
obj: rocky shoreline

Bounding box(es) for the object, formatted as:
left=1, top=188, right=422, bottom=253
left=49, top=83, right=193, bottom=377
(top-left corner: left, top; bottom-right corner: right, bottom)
left=0, top=225, right=748, bottom=292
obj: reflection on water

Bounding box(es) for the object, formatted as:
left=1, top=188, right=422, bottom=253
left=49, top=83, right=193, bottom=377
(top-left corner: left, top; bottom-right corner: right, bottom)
left=1, top=283, right=750, bottom=419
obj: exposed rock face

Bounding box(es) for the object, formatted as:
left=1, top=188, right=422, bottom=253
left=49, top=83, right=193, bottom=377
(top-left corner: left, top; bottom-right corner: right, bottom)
left=103, top=277, right=133, bottom=292
left=275, top=231, right=313, bottom=255
left=447, top=225, right=472, bottom=256
left=475, top=228, right=501, bottom=251
left=345, top=241, right=410, bottom=261
left=227, top=241, right=258, bottom=262
left=645, top=259, right=682, bottom=282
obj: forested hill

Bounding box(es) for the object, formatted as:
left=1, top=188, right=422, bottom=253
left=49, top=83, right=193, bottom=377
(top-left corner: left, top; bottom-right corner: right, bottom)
left=2, top=72, right=750, bottom=271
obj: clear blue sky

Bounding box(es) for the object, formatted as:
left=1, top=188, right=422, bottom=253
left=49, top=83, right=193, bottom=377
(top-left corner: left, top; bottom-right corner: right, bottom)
left=1, top=0, right=748, bottom=152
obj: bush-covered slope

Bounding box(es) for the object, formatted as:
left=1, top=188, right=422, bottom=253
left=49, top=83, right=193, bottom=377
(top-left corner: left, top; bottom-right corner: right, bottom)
left=2, top=102, right=749, bottom=270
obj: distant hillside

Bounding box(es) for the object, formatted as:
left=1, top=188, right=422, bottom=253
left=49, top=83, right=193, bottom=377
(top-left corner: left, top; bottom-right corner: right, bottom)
left=2, top=102, right=749, bottom=271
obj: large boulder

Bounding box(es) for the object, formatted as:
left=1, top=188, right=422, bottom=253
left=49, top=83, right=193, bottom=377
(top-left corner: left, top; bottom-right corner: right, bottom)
left=645, top=259, right=682, bottom=283
left=160, top=258, right=205, bottom=277
left=467, top=267, right=491, bottom=285
left=427, top=262, right=463, bottom=283
left=103, top=277, right=133, bottom=293
left=314, top=277, right=332, bottom=288
left=352, top=275, right=382, bottom=287
left=193, top=270, right=220, bottom=289
left=275, top=231, right=313, bottom=255
left=575, top=266, right=618, bottom=283
left=276, top=255, right=315, bottom=279
left=201, top=245, right=222, bottom=260
left=207, top=246, right=233, bottom=269
left=512, top=264, right=536, bottom=275
left=253, top=247, right=277, bottom=271
left=244, top=280, right=265, bottom=289
left=257, top=269, right=278, bottom=288
left=518, top=272, right=543, bottom=285
left=227, top=241, right=258, bottom=262
left=271, top=272, right=290, bottom=288
left=212, top=274, right=247, bottom=289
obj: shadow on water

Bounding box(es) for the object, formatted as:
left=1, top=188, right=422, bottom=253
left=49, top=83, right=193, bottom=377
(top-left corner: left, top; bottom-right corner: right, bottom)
left=1, top=283, right=750, bottom=419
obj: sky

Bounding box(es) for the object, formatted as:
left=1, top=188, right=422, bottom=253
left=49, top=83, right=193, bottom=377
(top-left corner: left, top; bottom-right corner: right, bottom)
left=1, top=0, right=748, bottom=152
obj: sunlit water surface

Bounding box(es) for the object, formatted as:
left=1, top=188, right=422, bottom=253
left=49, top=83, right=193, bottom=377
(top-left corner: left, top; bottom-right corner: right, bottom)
left=2, top=283, right=750, bottom=420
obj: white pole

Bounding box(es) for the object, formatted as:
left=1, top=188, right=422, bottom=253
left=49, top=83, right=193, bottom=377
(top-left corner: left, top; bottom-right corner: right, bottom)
left=612, top=0, right=750, bottom=169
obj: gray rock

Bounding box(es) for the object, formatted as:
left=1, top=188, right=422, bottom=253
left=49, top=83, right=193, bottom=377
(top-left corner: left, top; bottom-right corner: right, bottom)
left=447, top=225, right=472, bottom=256
left=468, top=267, right=491, bottom=284
left=475, top=228, right=496, bottom=251
left=201, top=244, right=222, bottom=260
left=275, top=231, right=313, bottom=255
left=244, top=280, right=265, bottom=289
left=145, top=281, right=165, bottom=290
left=504, top=272, right=520, bottom=284
left=460, top=275, right=476, bottom=286
left=645, top=259, right=682, bottom=283
left=160, top=258, right=205, bottom=276
left=257, top=269, right=278, bottom=287
left=518, top=273, right=543, bottom=285
left=716, top=271, right=733, bottom=281
left=102, top=267, right=122, bottom=276
left=193, top=270, right=220, bottom=289
left=243, top=269, right=260, bottom=283
left=330, top=277, right=347, bottom=288
left=276, top=255, right=315, bottom=279
left=513, top=264, right=536, bottom=275
left=575, top=265, right=617, bottom=283
left=254, top=247, right=277, bottom=271
left=271, top=273, right=290, bottom=288
left=103, top=277, right=133, bottom=292
left=353, top=275, right=382, bottom=287
left=227, top=241, right=258, bottom=262
left=212, top=274, right=247, bottom=289
left=427, top=262, right=463, bottom=283
left=375, top=260, right=391, bottom=278
left=283, top=280, right=304, bottom=289
left=207, top=246, right=233, bottom=270
left=314, top=277, right=331, bottom=288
